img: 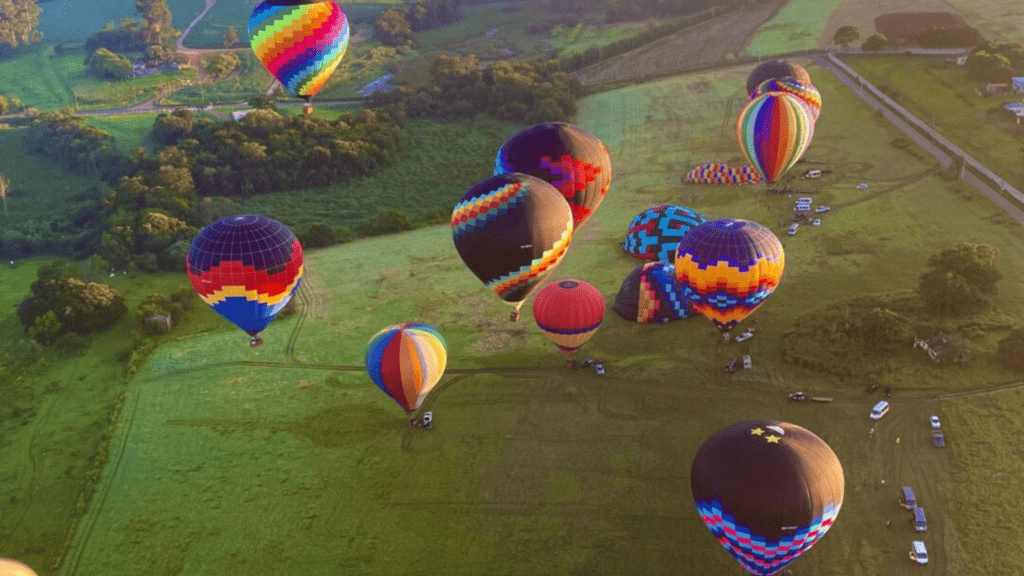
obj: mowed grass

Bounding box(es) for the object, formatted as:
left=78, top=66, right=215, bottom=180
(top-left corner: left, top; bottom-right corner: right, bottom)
left=841, top=54, right=1024, bottom=195
left=55, top=62, right=1024, bottom=576
left=81, top=113, right=161, bottom=154
left=744, top=0, right=844, bottom=56
left=0, top=43, right=77, bottom=110
left=943, top=0, right=1024, bottom=43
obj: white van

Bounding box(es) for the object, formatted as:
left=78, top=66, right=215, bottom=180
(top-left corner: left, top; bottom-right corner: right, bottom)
left=870, top=400, right=889, bottom=420
left=788, top=223, right=799, bottom=236
left=803, top=170, right=821, bottom=179
left=909, top=540, right=928, bottom=564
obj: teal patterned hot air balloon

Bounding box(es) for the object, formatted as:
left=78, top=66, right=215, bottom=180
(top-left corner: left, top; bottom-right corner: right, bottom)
left=248, top=0, right=350, bottom=111
left=736, top=92, right=815, bottom=184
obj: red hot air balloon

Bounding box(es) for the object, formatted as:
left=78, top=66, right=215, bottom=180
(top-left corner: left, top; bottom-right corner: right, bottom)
left=532, top=279, right=605, bottom=364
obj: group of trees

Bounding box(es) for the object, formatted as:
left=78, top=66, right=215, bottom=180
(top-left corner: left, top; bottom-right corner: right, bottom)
left=83, top=0, right=181, bottom=80
left=23, top=109, right=132, bottom=182
left=16, top=262, right=127, bottom=345
left=368, top=55, right=582, bottom=123
left=966, top=42, right=1024, bottom=84
left=917, top=242, right=1001, bottom=316
left=86, top=48, right=136, bottom=80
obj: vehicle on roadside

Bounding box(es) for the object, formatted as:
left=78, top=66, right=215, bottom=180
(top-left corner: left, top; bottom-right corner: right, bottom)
left=789, top=392, right=807, bottom=402
left=909, top=540, right=928, bottom=564
left=870, top=400, right=889, bottom=420
left=930, top=415, right=941, bottom=429
left=932, top=429, right=945, bottom=447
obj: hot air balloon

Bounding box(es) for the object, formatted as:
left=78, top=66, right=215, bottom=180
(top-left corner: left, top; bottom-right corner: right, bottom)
left=622, top=204, right=706, bottom=263
left=736, top=92, right=815, bottom=184
left=494, top=122, right=612, bottom=230
left=248, top=0, right=350, bottom=114
left=532, top=279, right=605, bottom=364
left=674, top=219, right=784, bottom=333
left=753, top=77, right=821, bottom=122
left=745, top=60, right=812, bottom=97
left=691, top=420, right=844, bottom=576
left=365, top=323, right=447, bottom=415
left=452, top=173, right=574, bottom=322
left=187, top=214, right=304, bottom=347
left=0, top=558, right=39, bottom=576
left=613, top=262, right=690, bottom=323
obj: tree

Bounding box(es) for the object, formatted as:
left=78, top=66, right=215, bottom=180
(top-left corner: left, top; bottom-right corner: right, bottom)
left=0, top=0, right=43, bottom=53
left=918, top=269, right=977, bottom=315
left=17, top=268, right=127, bottom=339
left=374, top=8, right=415, bottom=47
left=861, top=34, right=890, bottom=52
left=998, top=329, right=1024, bottom=373
left=917, top=243, right=1000, bottom=315
left=833, top=26, right=859, bottom=47
left=135, top=0, right=175, bottom=44
left=223, top=25, right=239, bottom=48
left=0, top=172, right=9, bottom=217
left=204, top=52, right=239, bottom=80
left=966, top=50, right=1013, bottom=83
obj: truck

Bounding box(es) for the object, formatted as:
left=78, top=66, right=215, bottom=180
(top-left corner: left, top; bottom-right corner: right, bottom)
left=932, top=430, right=945, bottom=447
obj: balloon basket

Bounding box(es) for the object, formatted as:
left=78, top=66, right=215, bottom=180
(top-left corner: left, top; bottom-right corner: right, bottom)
left=249, top=335, right=264, bottom=348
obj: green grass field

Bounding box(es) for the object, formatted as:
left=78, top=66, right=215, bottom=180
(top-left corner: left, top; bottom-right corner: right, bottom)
left=81, top=113, right=162, bottom=154
left=944, top=0, right=1024, bottom=43
left=744, top=0, right=844, bottom=56
left=5, top=62, right=1018, bottom=576
left=841, top=54, right=1024, bottom=196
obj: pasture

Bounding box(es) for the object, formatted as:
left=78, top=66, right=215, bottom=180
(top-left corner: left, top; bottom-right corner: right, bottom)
left=841, top=54, right=1024, bottom=196
left=743, top=0, right=843, bottom=56
left=29, top=62, right=1024, bottom=576
left=942, top=0, right=1024, bottom=43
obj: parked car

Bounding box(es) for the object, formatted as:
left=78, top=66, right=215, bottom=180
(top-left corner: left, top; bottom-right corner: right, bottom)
left=788, top=223, right=799, bottom=236
left=913, top=507, right=927, bottom=532
left=900, top=486, right=917, bottom=510
left=930, top=415, right=941, bottom=429
left=594, top=361, right=605, bottom=376
left=909, top=540, right=928, bottom=564
left=870, top=400, right=889, bottom=420
left=932, top=429, right=945, bottom=447
left=857, top=183, right=869, bottom=189
left=725, top=358, right=739, bottom=373
left=789, top=392, right=807, bottom=402
left=812, top=218, right=821, bottom=226
left=796, top=197, right=813, bottom=204
left=794, top=204, right=811, bottom=212
left=742, top=355, right=752, bottom=369
left=580, top=358, right=594, bottom=369
left=734, top=330, right=754, bottom=343
left=815, top=205, right=831, bottom=213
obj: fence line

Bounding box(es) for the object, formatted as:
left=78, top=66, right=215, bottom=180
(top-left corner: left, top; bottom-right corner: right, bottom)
left=826, top=53, right=1024, bottom=205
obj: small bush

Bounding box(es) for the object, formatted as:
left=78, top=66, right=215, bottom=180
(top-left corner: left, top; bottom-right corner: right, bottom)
left=356, top=209, right=413, bottom=237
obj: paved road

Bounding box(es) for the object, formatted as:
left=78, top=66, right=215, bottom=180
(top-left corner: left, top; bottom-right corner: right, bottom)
left=811, top=53, right=1024, bottom=226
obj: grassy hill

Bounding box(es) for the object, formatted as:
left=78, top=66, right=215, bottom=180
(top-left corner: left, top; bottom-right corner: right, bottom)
left=12, top=61, right=1020, bottom=576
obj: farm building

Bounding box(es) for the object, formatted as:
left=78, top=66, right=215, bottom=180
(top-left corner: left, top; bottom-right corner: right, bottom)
left=914, top=332, right=971, bottom=363
left=1014, top=77, right=1024, bottom=93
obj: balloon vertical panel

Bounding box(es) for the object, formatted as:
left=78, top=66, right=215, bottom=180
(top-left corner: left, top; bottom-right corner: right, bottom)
left=365, top=323, right=447, bottom=413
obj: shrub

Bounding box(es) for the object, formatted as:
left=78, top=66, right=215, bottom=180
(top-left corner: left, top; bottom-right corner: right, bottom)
left=998, top=329, right=1024, bottom=372
left=356, top=209, right=413, bottom=237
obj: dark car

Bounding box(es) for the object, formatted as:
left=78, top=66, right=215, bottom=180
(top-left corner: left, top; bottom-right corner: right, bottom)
left=883, top=386, right=893, bottom=398
left=788, top=392, right=807, bottom=402
left=932, top=430, right=945, bottom=447
left=725, top=358, right=739, bottom=373
left=579, top=358, right=594, bottom=369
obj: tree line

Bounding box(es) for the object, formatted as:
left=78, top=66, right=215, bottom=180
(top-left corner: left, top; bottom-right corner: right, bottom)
left=966, top=41, right=1024, bottom=84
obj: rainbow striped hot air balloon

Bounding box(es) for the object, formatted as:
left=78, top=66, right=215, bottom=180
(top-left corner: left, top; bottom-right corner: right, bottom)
left=753, top=77, right=821, bottom=122
left=674, top=219, right=784, bottom=333
left=186, top=215, right=304, bottom=347
left=736, top=92, right=815, bottom=184
left=365, top=323, right=448, bottom=415
left=248, top=0, right=350, bottom=112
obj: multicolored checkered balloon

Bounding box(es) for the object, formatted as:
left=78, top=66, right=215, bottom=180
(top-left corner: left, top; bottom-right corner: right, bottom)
left=248, top=0, right=350, bottom=102
left=622, top=204, right=706, bottom=263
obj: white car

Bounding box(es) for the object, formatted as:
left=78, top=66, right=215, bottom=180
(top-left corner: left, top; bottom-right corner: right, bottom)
left=812, top=219, right=821, bottom=226
left=857, top=183, right=869, bottom=189
left=796, top=197, right=813, bottom=204
left=910, top=540, right=928, bottom=564
left=815, top=205, right=831, bottom=213
left=734, top=330, right=754, bottom=343
left=742, top=355, right=752, bottom=369
left=794, top=205, right=811, bottom=212
left=930, top=415, right=941, bottom=429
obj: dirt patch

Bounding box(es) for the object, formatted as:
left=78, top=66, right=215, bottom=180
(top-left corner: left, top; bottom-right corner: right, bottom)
left=571, top=2, right=780, bottom=86
left=874, top=11, right=970, bottom=44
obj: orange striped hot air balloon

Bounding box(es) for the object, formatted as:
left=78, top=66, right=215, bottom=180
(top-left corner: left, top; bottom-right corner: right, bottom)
left=532, top=280, right=605, bottom=363
left=365, top=323, right=447, bottom=415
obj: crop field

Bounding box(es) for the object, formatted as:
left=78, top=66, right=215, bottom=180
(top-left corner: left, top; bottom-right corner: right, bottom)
left=819, top=0, right=974, bottom=51
left=841, top=54, right=1024, bottom=197
left=943, top=0, right=1024, bottom=43
left=2, top=61, right=1015, bottom=576
left=743, top=0, right=843, bottom=56
left=572, top=3, right=779, bottom=86
left=34, top=0, right=138, bottom=43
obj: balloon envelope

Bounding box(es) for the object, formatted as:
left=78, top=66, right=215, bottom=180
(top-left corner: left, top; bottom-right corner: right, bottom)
left=365, top=323, right=447, bottom=413
left=746, top=60, right=812, bottom=97
left=0, top=558, right=39, bottom=576
left=622, top=204, right=706, bottom=263
left=532, top=279, right=605, bottom=355
left=452, top=173, right=574, bottom=311
left=613, top=262, right=691, bottom=323
left=754, top=77, right=821, bottom=122
left=691, top=420, right=844, bottom=575
left=187, top=214, right=304, bottom=338
left=248, top=0, right=350, bottom=100
left=495, top=122, right=612, bottom=230
left=736, top=92, right=815, bottom=184
left=674, top=219, right=784, bottom=332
